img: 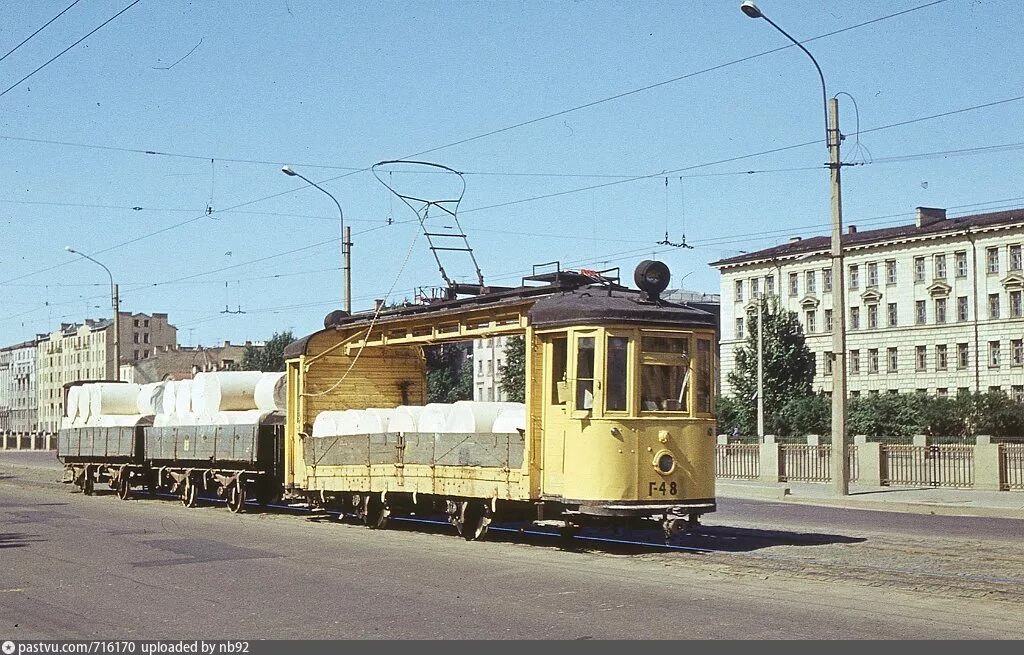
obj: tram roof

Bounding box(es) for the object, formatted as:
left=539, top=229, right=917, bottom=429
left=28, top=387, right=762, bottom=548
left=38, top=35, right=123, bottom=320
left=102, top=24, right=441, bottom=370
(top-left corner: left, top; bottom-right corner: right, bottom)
left=285, top=283, right=717, bottom=358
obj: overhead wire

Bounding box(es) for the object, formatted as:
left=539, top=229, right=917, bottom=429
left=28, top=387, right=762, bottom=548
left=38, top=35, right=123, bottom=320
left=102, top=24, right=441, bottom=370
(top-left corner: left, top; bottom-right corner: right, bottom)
left=0, top=0, right=83, bottom=64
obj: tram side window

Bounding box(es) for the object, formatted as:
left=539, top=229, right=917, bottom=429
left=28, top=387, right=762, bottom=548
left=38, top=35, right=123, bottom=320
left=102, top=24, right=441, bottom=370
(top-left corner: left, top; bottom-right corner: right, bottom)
left=640, top=336, right=690, bottom=412
left=551, top=337, right=568, bottom=405
left=605, top=336, right=629, bottom=411
left=576, top=337, right=596, bottom=410
left=697, top=338, right=712, bottom=413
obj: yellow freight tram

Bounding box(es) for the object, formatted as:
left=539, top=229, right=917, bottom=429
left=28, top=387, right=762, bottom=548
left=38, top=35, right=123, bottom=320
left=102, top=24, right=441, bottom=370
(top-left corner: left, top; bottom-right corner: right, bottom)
left=283, top=261, right=718, bottom=539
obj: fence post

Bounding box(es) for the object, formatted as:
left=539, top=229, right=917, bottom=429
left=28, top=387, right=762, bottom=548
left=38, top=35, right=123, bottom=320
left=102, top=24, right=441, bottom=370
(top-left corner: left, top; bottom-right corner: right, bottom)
left=806, top=434, right=820, bottom=446
left=47, top=432, right=56, bottom=451
left=759, top=435, right=781, bottom=482
left=717, top=435, right=729, bottom=445
left=854, top=435, right=882, bottom=486
left=912, top=434, right=927, bottom=447
left=973, top=435, right=1002, bottom=491
left=0, top=431, right=6, bottom=450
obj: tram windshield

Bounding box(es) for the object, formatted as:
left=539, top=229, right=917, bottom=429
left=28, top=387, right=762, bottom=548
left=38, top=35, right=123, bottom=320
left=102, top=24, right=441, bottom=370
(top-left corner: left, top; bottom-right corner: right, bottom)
left=640, top=335, right=690, bottom=412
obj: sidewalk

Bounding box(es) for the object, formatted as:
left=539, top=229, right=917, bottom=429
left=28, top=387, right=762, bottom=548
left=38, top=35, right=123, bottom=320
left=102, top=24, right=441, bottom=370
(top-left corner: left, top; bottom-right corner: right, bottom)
left=717, top=478, right=1024, bottom=520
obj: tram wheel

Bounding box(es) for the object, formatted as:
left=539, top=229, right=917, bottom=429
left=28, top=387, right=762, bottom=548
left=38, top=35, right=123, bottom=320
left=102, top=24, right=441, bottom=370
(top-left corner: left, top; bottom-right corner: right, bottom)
left=82, top=466, right=94, bottom=496
left=181, top=476, right=199, bottom=508
left=461, top=501, right=492, bottom=542
left=226, top=481, right=246, bottom=514
left=116, top=470, right=131, bottom=501
left=363, top=495, right=390, bottom=529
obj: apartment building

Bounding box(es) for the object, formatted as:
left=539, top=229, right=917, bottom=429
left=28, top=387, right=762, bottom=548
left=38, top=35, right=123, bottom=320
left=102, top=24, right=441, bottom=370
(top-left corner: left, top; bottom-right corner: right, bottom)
left=713, top=207, right=1024, bottom=400
left=0, top=339, right=40, bottom=432
left=473, top=336, right=510, bottom=402
left=120, top=341, right=251, bottom=384
left=36, top=312, right=177, bottom=431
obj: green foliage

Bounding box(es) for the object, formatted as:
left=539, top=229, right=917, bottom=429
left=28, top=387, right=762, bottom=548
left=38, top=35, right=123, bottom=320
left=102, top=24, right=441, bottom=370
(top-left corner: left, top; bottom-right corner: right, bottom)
left=424, top=343, right=473, bottom=403
left=715, top=396, right=748, bottom=436
left=498, top=336, right=526, bottom=403
left=241, top=330, right=294, bottom=372
left=778, top=393, right=831, bottom=436
left=723, top=297, right=816, bottom=435
left=845, top=391, right=1024, bottom=438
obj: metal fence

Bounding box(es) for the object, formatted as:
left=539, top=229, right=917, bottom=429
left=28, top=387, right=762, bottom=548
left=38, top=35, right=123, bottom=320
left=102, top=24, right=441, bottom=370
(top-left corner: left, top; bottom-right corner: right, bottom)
left=881, top=445, right=974, bottom=488
left=716, top=444, right=759, bottom=479
left=777, top=445, right=859, bottom=483
left=1001, top=444, right=1024, bottom=490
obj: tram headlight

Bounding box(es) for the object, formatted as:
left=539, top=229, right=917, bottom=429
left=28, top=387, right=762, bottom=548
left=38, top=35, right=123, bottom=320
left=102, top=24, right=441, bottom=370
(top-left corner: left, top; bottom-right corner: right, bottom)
left=654, top=451, right=675, bottom=475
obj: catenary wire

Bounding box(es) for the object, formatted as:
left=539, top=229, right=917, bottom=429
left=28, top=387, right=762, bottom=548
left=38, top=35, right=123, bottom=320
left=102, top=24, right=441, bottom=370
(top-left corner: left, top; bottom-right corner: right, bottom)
left=0, top=0, right=83, bottom=64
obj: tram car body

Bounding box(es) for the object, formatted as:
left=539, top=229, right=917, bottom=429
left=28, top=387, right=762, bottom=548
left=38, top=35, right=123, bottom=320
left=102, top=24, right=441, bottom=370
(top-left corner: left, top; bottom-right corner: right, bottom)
left=284, top=261, right=718, bottom=537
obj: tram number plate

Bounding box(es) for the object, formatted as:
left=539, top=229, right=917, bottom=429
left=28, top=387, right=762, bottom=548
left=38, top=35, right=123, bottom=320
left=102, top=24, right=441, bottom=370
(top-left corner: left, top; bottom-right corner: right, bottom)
left=648, top=481, right=678, bottom=496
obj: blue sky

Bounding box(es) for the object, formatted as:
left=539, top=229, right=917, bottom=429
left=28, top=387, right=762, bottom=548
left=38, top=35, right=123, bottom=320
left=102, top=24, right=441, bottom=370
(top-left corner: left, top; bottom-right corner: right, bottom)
left=0, top=0, right=1021, bottom=346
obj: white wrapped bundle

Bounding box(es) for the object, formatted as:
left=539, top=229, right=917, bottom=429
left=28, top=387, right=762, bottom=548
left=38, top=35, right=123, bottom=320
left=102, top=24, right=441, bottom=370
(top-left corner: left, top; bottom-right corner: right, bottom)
left=66, top=387, right=80, bottom=420
left=193, top=371, right=263, bottom=413
left=254, top=372, right=287, bottom=411
left=417, top=403, right=454, bottom=432
left=388, top=406, right=424, bottom=433
left=99, top=415, right=145, bottom=428
left=175, top=379, right=193, bottom=414
left=444, top=401, right=522, bottom=433
left=491, top=405, right=527, bottom=434
left=77, top=385, right=93, bottom=421
left=60, top=416, right=76, bottom=430
left=90, top=383, right=142, bottom=416
left=85, top=415, right=103, bottom=427
left=359, top=408, right=396, bottom=433
left=212, top=410, right=267, bottom=425
left=333, top=409, right=365, bottom=436
left=312, top=411, right=345, bottom=438
left=136, top=382, right=166, bottom=416
left=161, top=381, right=178, bottom=415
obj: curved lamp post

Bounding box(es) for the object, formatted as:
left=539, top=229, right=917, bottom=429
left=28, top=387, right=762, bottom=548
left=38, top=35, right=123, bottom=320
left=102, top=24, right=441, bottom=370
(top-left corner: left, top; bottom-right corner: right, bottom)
left=741, top=1, right=849, bottom=495
left=65, top=246, right=120, bottom=381
left=282, top=166, right=351, bottom=313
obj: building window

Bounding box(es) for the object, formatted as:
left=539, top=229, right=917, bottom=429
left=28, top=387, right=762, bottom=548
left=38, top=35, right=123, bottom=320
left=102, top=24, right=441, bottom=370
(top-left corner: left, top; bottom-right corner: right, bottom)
left=957, top=343, right=969, bottom=369
left=143, top=349, right=149, bottom=359
left=751, top=277, right=760, bottom=297
left=486, top=360, right=493, bottom=375
left=937, top=387, right=948, bottom=398
left=134, top=349, right=139, bottom=360
left=915, top=345, right=927, bottom=371
left=823, top=352, right=833, bottom=376
left=849, top=265, right=859, bottom=290
left=133, top=333, right=140, bottom=344
left=887, top=302, right=898, bottom=327
left=735, top=318, right=744, bottom=340
left=1012, top=339, right=1024, bottom=367
left=735, top=280, right=743, bottom=302
left=133, top=319, right=140, bottom=327
left=934, top=254, right=947, bottom=279
left=936, top=344, right=948, bottom=371
left=143, top=333, right=150, bottom=344
left=805, top=270, right=816, bottom=293
left=867, top=262, right=878, bottom=287
left=935, top=298, right=947, bottom=324
left=885, top=260, right=897, bottom=285
left=868, top=348, right=879, bottom=374
left=765, top=275, right=775, bottom=297
left=955, top=251, right=968, bottom=278
left=1012, top=245, right=1023, bottom=272
left=143, top=319, right=149, bottom=327
left=850, top=350, right=860, bottom=375
left=957, top=296, right=969, bottom=322
left=989, top=293, right=1001, bottom=319
left=822, top=268, right=832, bottom=293
left=914, top=257, right=925, bottom=283
left=887, top=347, right=898, bottom=373
left=987, top=247, right=1000, bottom=274
left=1012, top=290, right=1023, bottom=318
left=915, top=300, right=927, bottom=325
left=478, top=360, right=483, bottom=375
left=989, top=340, right=1001, bottom=368
left=805, top=310, right=816, bottom=333
left=824, top=308, right=833, bottom=332
left=789, top=272, right=798, bottom=296
left=867, top=304, right=878, bottom=329
left=850, top=307, right=860, bottom=330
left=1014, top=386, right=1024, bottom=403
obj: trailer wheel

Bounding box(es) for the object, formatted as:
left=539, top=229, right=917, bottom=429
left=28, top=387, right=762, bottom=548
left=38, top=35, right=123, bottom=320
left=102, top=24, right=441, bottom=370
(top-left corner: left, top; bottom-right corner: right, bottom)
left=363, top=494, right=390, bottom=529
left=82, top=466, right=94, bottom=496
left=226, top=481, right=246, bottom=514
left=116, top=469, right=131, bottom=501
left=181, top=476, right=199, bottom=508
left=461, top=501, right=492, bottom=541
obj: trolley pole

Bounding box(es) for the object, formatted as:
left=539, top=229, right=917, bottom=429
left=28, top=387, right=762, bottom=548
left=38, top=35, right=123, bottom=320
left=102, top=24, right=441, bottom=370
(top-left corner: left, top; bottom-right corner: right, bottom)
left=112, top=283, right=121, bottom=381
left=757, top=294, right=765, bottom=440
left=344, top=225, right=352, bottom=314
left=828, top=97, right=849, bottom=496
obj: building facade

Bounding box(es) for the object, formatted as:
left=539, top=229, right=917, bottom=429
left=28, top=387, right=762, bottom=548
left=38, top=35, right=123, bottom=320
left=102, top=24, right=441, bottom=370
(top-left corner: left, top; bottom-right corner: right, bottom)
left=120, top=341, right=250, bottom=384
left=36, top=312, right=177, bottom=432
left=473, top=336, right=510, bottom=402
left=713, top=207, right=1024, bottom=400
left=0, top=340, right=40, bottom=433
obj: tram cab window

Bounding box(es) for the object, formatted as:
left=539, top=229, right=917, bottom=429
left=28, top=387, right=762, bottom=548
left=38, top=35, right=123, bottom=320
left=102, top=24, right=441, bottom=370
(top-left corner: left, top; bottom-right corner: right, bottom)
left=575, top=336, right=596, bottom=410
left=640, top=335, right=690, bottom=412
left=697, top=338, right=713, bottom=413
left=550, top=336, right=568, bottom=405
left=605, top=336, right=629, bottom=411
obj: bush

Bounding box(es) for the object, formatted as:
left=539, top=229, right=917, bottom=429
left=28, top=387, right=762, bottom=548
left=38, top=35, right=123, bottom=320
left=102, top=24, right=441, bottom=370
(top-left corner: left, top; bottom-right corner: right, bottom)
left=778, top=393, right=831, bottom=436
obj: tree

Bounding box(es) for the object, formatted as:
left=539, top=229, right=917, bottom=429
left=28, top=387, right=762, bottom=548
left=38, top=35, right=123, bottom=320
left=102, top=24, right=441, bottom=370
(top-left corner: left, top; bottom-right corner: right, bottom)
left=241, top=330, right=294, bottom=372
left=424, top=343, right=473, bottom=403
left=498, top=336, right=526, bottom=403
left=725, top=297, right=815, bottom=435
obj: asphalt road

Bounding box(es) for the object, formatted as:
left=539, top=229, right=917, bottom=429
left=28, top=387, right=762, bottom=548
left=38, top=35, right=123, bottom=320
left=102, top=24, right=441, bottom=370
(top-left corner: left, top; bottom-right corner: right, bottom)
left=1, top=453, right=1023, bottom=640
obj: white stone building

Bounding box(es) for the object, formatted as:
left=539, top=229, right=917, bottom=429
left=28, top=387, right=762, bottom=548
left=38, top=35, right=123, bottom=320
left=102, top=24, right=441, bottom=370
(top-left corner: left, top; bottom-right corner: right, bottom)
left=0, top=339, right=40, bottom=433
left=712, top=207, right=1024, bottom=400
left=473, top=336, right=510, bottom=402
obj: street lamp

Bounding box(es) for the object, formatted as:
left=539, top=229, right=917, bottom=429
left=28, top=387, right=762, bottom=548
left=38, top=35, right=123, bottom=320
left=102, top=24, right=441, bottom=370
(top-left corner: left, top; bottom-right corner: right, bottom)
left=741, top=1, right=849, bottom=495
left=65, top=246, right=120, bottom=381
left=281, top=165, right=351, bottom=313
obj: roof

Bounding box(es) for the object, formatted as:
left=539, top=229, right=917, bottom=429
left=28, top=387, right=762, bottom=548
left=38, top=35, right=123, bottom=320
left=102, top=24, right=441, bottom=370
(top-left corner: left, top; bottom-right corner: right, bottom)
left=710, top=208, right=1024, bottom=268
left=0, top=338, right=40, bottom=352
